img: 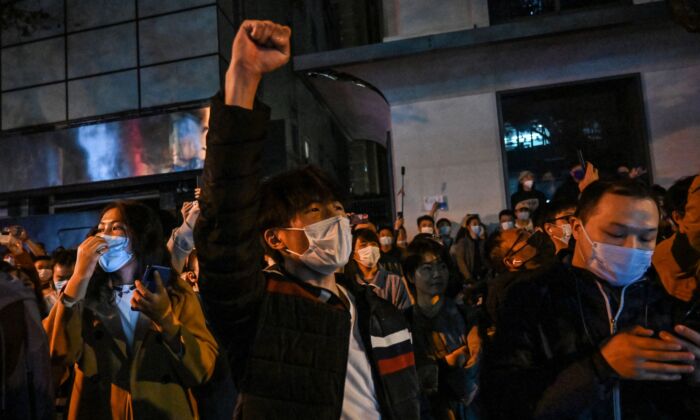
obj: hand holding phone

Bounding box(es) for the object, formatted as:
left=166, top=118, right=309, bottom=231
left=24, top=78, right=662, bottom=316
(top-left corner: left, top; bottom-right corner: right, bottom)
left=142, top=265, right=172, bottom=293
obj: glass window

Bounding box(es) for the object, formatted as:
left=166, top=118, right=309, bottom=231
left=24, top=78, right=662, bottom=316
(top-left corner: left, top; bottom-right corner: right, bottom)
left=138, top=6, right=218, bottom=66
left=1, top=37, right=65, bottom=90
left=2, top=83, right=66, bottom=130
left=67, top=0, right=135, bottom=31
left=1, top=0, right=65, bottom=46
left=489, top=0, right=624, bottom=24
left=499, top=76, right=650, bottom=205
left=68, top=23, right=137, bottom=78
left=68, top=70, right=138, bottom=119
left=140, top=55, right=219, bottom=108
left=138, top=0, right=213, bottom=18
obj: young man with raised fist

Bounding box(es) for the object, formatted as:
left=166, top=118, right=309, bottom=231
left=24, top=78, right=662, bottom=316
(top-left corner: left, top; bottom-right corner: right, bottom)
left=194, top=20, right=419, bottom=419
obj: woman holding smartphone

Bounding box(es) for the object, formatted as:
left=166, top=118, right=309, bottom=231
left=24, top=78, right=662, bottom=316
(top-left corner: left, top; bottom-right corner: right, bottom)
left=44, top=200, right=218, bottom=419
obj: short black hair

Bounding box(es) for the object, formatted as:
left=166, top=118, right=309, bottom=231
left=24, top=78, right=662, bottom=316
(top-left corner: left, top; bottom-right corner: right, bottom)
left=416, top=215, right=435, bottom=227
left=576, top=180, right=657, bottom=224
left=402, top=237, right=448, bottom=279
left=33, top=255, right=52, bottom=264
left=498, top=209, right=514, bottom=219
left=436, top=218, right=451, bottom=227
left=539, top=199, right=576, bottom=227
left=51, top=247, right=77, bottom=267
left=352, top=228, right=380, bottom=252
left=377, top=225, right=393, bottom=235
left=258, top=165, right=346, bottom=233
left=465, top=214, right=481, bottom=226
left=665, top=176, right=695, bottom=218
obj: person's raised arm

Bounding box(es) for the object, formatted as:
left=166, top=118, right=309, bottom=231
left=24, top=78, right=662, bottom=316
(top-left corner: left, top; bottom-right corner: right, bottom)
left=194, top=20, right=291, bottom=360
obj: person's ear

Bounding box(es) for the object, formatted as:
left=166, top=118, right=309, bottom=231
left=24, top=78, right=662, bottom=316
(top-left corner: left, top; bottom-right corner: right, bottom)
left=543, top=223, right=554, bottom=237
left=264, top=229, right=286, bottom=251
left=672, top=211, right=686, bottom=233
left=571, top=217, right=583, bottom=242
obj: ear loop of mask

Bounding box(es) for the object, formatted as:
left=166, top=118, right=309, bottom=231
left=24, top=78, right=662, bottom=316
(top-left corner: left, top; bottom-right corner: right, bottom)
left=275, top=227, right=305, bottom=257
left=547, top=223, right=567, bottom=243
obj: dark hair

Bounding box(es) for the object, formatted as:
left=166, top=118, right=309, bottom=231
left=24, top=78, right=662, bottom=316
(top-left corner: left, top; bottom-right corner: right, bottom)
left=87, top=200, right=175, bottom=305
left=498, top=209, right=514, bottom=220
left=352, top=228, right=380, bottom=252
left=538, top=199, right=576, bottom=227
left=258, top=165, right=346, bottom=234
left=377, top=225, right=393, bottom=235
left=436, top=218, right=451, bottom=227
left=416, top=215, right=435, bottom=227
left=51, top=247, right=77, bottom=267
left=465, top=214, right=481, bottom=226
left=402, top=236, right=448, bottom=279
left=33, top=255, right=52, bottom=264
left=576, top=180, right=657, bottom=224
left=485, top=230, right=507, bottom=273
left=665, top=176, right=695, bottom=218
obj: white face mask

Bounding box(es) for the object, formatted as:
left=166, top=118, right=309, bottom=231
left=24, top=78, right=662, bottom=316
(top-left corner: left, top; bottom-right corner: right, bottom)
left=54, top=279, right=68, bottom=292
left=97, top=234, right=134, bottom=273
left=37, top=268, right=53, bottom=282
left=578, top=225, right=653, bottom=286
left=501, top=221, right=514, bottom=231
left=552, top=223, right=572, bottom=246
left=523, top=180, right=534, bottom=189
left=470, top=225, right=483, bottom=237
left=282, top=216, right=352, bottom=275
left=379, top=236, right=393, bottom=246
left=420, top=227, right=434, bottom=234
left=357, top=245, right=381, bottom=268
left=516, top=211, right=530, bottom=221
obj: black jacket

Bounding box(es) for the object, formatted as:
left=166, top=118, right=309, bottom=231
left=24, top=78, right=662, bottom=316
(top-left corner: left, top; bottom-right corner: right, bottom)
left=482, top=263, right=700, bottom=420
left=194, top=94, right=419, bottom=419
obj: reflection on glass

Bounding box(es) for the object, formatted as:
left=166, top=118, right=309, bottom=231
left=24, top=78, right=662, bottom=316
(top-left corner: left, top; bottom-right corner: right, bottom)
left=0, top=106, right=210, bottom=193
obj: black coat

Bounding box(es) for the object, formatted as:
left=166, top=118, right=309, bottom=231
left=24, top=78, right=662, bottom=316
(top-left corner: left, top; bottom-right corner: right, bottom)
left=482, top=263, right=700, bottom=420
left=194, top=94, right=419, bottom=419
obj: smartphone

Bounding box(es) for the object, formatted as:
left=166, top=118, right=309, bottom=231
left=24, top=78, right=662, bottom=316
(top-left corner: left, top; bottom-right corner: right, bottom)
left=349, top=213, right=369, bottom=226
left=577, top=149, right=586, bottom=171
left=142, top=265, right=171, bottom=293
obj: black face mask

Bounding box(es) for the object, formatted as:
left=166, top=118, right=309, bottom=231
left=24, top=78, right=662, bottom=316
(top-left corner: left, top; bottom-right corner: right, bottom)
left=672, top=232, right=700, bottom=273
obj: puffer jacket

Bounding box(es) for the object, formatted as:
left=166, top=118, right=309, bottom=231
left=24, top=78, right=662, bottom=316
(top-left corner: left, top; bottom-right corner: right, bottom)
left=482, top=263, right=700, bottom=420
left=194, top=94, right=420, bottom=419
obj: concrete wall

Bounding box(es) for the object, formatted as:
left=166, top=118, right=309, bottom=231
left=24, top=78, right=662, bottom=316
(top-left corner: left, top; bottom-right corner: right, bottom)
left=338, top=20, right=700, bottom=237
left=391, top=94, right=504, bottom=238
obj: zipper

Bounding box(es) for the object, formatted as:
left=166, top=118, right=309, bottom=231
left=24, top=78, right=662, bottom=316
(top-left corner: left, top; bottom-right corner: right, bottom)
left=594, top=281, right=632, bottom=420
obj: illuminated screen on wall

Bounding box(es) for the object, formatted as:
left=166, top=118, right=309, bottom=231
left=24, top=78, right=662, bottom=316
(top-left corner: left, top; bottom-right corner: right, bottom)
left=0, top=107, right=209, bottom=193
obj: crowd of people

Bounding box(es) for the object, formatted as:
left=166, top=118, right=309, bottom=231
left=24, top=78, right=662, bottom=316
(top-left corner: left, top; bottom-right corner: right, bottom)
left=1, top=20, right=699, bottom=420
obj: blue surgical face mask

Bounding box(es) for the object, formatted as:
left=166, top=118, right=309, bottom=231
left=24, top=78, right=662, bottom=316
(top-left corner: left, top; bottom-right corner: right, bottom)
left=97, top=234, right=134, bottom=273
left=439, top=226, right=451, bottom=236
left=579, top=225, right=653, bottom=286
left=470, top=225, right=483, bottom=237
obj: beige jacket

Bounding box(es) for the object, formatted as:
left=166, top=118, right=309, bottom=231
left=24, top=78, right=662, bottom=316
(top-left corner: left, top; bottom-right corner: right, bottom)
left=44, top=284, right=218, bottom=419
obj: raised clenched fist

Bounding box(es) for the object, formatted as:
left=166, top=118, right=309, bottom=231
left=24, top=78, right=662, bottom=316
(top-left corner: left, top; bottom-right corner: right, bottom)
left=231, top=20, right=291, bottom=76
left=225, top=20, right=291, bottom=108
